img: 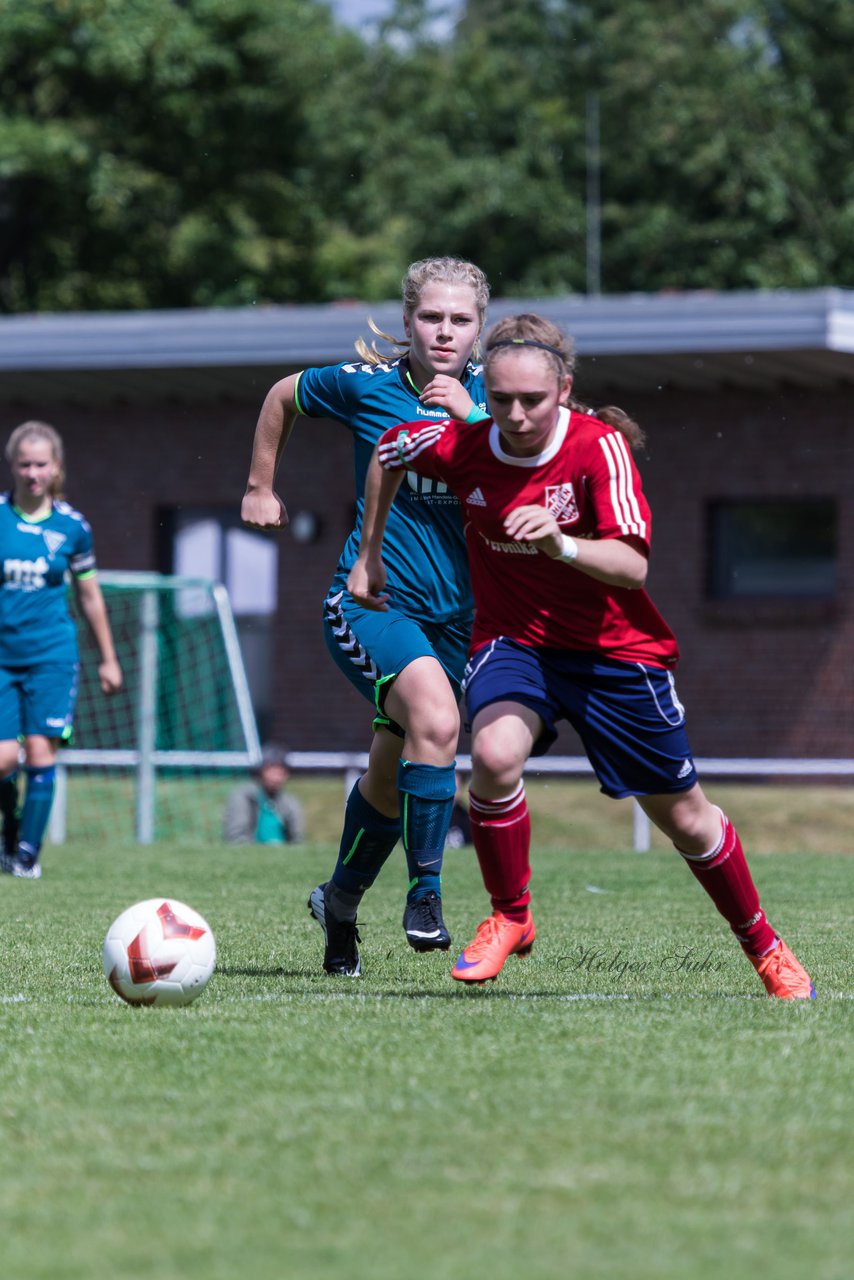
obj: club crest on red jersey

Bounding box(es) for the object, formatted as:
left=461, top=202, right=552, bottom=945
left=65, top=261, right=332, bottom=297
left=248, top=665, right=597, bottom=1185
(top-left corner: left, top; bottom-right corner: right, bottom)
left=545, top=483, right=579, bottom=524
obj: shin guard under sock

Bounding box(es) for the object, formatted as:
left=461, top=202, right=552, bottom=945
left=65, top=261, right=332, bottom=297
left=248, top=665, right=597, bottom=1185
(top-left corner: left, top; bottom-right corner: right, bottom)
left=468, top=784, right=532, bottom=921
left=398, top=759, right=456, bottom=903
left=678, top=810, right=777, bottom=957
left=329, top=781, right=401, bottom=908
left=18, top=765, right=56, bottom=868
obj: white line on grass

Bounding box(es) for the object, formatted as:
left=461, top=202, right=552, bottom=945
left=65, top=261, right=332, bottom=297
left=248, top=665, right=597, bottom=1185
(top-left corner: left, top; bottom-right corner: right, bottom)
left=207, top=990, right=851, bottom=1004
left=7, top=990, right=851, bottom=1007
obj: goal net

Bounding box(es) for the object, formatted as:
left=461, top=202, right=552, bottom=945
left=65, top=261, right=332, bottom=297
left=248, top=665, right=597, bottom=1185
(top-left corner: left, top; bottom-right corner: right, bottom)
left=49, top=572, right=261, bottom=846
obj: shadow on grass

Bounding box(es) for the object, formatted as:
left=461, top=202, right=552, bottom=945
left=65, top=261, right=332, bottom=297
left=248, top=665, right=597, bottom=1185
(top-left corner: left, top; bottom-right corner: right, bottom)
left=214, top=964, right=768, bottom=1002
left=216, top=965, right=308, bottom=980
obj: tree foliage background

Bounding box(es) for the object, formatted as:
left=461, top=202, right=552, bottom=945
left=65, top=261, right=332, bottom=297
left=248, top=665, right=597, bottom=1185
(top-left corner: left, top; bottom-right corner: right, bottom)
left=0, top=0, right=852, bottom=311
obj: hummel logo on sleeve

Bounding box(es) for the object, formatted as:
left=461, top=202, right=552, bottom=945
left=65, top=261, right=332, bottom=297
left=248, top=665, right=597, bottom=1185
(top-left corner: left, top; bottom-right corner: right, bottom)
left=466, top=487, right=487, bottom=506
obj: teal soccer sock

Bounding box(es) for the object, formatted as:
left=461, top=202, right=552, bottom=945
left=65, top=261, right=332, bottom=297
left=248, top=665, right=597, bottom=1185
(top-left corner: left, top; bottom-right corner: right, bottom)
left=398, top=759, right=456, bottom=903
left=330, top=781, right=401, bottom=902
left=18, top=765, right=56, bottom=868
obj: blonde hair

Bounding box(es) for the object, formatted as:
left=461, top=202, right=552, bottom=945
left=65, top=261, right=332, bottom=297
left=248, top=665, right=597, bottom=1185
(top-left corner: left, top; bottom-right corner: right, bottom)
left=354, top=257, right=490, bottom=365
left=484, top=314, right=646, bottom=450
left=5, top=420, right=66, bottom=498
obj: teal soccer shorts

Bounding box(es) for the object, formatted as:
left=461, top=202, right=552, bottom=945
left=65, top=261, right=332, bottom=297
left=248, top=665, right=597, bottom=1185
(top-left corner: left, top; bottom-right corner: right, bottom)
left=0, top=661, right=79, bottom=740
left=323, top=587, right=472, bottom=735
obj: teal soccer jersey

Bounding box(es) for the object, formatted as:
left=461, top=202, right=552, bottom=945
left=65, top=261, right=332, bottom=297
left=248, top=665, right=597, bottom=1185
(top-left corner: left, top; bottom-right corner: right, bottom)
left=295, top=357, right=486, bottom=623
left=0, top=493, right=96, bottom=665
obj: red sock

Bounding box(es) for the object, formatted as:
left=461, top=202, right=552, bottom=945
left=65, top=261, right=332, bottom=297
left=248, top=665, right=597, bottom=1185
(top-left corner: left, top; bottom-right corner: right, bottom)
left=679, top=812, right=777, bottom=957
left=468, top=785, right=531, bottom=921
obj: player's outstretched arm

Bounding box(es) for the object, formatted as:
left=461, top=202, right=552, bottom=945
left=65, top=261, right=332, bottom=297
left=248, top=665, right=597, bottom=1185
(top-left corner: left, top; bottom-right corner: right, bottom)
left=346, top=451, right=404, bottom=612
left=74, top=575, right=123, bottom=694
left=504, top=504, right=648, bottom=589
left=241, top=373, right=300, bottom=530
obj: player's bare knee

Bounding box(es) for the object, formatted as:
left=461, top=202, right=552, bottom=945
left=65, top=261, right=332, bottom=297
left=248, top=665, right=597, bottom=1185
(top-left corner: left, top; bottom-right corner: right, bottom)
left=658, top=803, right=720, bottom=854
left=401, top=702, right=459, bottom=763
left=427, top=702, right=461, bottom=756
left=471, top=736, right=521, bottom=794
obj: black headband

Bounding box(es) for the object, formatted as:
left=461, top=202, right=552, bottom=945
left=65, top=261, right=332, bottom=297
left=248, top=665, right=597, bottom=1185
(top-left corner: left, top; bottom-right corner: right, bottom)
left=485, top=337, right=566, bottom=361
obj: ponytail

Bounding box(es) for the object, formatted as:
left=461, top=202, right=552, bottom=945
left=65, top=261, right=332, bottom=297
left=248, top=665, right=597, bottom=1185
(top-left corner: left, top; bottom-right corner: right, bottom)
left=566, top=397, right=646, bottom=450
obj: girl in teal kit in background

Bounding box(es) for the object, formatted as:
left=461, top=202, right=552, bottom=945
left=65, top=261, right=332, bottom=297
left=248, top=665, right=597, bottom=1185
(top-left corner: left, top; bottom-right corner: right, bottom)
left=0, top=421, right=122, bottom=879
left=242, top=257, right=490, bottom=975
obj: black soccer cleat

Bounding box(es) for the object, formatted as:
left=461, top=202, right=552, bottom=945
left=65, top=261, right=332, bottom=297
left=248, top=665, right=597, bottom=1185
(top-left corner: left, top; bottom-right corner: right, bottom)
left=307, top=882, right=361, bottom=977
left=403, top=891, right=451, bottom=952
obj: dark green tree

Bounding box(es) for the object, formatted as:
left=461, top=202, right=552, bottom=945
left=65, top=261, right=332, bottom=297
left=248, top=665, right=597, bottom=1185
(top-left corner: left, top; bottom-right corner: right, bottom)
left=454, top=0, right=835, bottom=291
left=1, top=0, right=851, bottom=310
left=306, top=0, right=588, bottom=298
left=0, top=0, right=363, bottom=310
left=763, top=0, right=854, bottom=283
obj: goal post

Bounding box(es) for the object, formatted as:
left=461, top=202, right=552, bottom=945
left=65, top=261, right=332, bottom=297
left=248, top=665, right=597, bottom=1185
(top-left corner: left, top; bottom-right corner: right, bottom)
left=50, top=572, right=262, bottom=846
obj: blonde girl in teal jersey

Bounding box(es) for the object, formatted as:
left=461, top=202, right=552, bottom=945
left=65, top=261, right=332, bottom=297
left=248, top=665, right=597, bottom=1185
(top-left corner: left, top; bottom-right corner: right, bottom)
left=242, top=258, right=490, bottom=975
left=0, top=421, right=122, bottom=878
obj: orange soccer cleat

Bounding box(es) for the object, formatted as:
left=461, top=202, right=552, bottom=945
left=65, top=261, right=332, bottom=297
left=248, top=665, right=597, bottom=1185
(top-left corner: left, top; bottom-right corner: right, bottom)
left=749, top=938, right=815, bottom=999
left=451, top=910, right=536, bottom=983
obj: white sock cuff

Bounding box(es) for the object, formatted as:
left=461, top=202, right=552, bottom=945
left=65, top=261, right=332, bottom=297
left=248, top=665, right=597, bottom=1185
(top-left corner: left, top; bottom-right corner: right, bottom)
left=469, top=781, right=525, bottom=816
left=677, top=805, right=727, bottom=864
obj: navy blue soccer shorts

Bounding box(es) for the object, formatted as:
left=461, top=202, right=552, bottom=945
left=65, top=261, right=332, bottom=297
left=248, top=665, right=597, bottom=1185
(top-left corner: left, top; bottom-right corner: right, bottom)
left=0, top=661, right=79, bottom=741
left=322, top=587, right=472, bottom=735
left=462, top=637, right=698, bottom=799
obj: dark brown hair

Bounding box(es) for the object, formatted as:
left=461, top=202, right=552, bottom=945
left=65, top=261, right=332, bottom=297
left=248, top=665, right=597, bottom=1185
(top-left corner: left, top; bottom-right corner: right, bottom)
left=484, top=314, right=646, bottom=450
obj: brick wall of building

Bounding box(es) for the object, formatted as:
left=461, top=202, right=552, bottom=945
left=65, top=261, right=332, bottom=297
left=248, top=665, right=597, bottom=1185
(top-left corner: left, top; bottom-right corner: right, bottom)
left=2, top=383, right=850, bottom=759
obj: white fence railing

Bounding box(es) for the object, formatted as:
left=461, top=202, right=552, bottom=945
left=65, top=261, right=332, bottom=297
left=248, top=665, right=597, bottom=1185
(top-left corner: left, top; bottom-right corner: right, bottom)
left=50, top=750, right=854, bottom=850
left=282, top=752, right=854, bottom=852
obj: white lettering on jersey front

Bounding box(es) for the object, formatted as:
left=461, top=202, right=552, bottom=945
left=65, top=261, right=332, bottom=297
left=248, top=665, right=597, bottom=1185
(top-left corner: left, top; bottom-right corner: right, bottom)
left=406, top=471, right=449, bottom=497
left=414, top=404, right=454, bottom=419
left=16, top=522, right=43, bottom=536
left=477, top=532, right=538, bottom=555
left=4, top=556, right=49, bottom=588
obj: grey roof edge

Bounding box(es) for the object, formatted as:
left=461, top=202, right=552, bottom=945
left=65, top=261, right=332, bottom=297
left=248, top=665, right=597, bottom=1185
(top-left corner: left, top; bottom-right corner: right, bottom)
left=1, top=287, right=852, bottom=372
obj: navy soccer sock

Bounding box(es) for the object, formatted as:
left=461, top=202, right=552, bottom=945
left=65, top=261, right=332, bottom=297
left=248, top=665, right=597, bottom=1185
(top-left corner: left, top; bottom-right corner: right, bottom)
left=398, top=759, right=456, bottom=903
left=18, top=765, right=56, bottom=868
left=328, top=781, right=401, bottom=916
left=0, top=771, right=20, bottom=853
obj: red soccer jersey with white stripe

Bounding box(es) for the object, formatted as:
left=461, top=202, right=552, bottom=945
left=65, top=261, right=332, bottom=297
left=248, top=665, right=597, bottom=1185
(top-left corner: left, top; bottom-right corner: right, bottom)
left=377, top=408, right=679, bottom=667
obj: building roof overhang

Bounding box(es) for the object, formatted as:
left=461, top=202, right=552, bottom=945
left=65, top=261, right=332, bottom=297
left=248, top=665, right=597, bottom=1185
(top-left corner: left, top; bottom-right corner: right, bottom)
left=2, top=287, right=853, bottom=406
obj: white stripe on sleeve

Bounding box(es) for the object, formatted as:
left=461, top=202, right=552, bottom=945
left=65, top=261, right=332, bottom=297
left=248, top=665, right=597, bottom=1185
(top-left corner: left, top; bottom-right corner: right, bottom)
left=598, top=432, right=647, bottom=537
left=378, top=422, right=448, bottom=470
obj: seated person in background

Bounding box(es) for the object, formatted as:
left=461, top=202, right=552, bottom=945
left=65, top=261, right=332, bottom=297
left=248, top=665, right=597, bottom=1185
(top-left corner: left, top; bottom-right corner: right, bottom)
left=223, top=743, right=305, bottom=844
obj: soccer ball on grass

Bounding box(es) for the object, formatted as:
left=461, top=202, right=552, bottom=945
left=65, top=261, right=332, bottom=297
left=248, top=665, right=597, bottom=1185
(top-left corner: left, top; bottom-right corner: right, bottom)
left=103, top=898, right=216, bottom=1007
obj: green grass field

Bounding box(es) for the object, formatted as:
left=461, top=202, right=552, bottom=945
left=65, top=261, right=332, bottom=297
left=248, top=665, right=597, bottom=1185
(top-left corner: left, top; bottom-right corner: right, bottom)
left=2, top=788, right=852, bottom=1280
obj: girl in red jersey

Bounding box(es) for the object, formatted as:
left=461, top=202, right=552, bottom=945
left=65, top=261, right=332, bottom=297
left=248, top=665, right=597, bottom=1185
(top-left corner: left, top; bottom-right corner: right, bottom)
left=348, top=313, right=814, bottom=998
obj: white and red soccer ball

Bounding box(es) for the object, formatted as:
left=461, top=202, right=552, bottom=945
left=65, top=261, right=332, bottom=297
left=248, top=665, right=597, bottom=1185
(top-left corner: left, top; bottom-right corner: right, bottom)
left=103, top=898, right=216, bottom=1007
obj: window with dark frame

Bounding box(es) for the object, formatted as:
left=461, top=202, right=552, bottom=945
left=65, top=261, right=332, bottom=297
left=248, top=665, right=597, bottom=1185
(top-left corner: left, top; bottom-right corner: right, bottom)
left=706, top=499, right=838, bottom=600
